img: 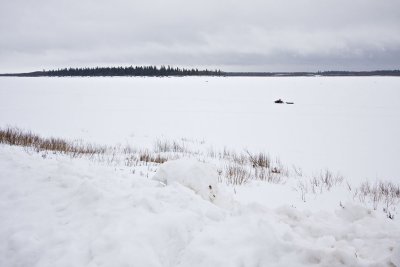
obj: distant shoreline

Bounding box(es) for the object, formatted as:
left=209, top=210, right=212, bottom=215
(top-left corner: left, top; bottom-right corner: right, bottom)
left=1, top=67, right=399, bottom=77
left=226, top=70, right=400, bottom=77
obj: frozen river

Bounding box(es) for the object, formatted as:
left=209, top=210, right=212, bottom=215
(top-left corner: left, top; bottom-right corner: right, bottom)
left=1, top=76, right=399, bottom=182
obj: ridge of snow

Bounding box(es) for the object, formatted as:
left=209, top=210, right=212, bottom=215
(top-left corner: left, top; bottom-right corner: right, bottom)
left=0, top=145, right=399, bottom=267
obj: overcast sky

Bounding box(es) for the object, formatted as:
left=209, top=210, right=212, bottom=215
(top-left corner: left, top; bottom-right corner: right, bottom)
left=1, top=0, right=399, bottom=72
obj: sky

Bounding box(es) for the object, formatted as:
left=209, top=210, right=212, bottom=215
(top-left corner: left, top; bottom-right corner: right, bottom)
left=1, top=0, right=400, bottom=72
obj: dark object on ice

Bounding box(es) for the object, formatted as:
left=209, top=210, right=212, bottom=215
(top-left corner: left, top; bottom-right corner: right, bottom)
left=274, top=99, right=284, bottom=104
left=286, top=102, right=294, bottom=104
left=271, top=167, right=281, bottom=174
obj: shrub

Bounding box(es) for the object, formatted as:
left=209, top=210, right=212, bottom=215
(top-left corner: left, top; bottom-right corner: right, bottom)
left=224, top=164, right=250, bottom=185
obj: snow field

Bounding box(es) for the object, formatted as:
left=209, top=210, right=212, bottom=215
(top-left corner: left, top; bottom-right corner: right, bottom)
left=1, top=145, right=399, bottom=267
left=1, top=76, right=400, bottom=182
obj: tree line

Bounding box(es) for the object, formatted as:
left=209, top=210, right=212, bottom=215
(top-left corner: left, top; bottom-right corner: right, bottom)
left=23, top=66, right=224, bottom=77
left=2, top=67, right=399, bottom=77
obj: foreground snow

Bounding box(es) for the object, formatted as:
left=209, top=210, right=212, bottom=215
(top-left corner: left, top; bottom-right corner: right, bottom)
left=1, top=145, right=399, bottom=267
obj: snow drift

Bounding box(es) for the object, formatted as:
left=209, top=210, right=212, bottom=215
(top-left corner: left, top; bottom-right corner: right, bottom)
left=1, top=145, right=400, bottom=267
left=152, top=158, right=219, bottom=202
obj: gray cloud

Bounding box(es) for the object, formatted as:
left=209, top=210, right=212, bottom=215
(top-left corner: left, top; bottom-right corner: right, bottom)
left=1, top=0, right=399, bottom=72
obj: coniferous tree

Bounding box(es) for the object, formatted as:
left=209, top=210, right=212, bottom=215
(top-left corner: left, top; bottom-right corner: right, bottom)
left=31, top=65, right=225, bottom=77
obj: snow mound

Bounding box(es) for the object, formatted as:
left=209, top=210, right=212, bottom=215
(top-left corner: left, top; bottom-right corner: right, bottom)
left=1, top=146, right=400, bottom=267
left=152, top=159, right=219, bottom=202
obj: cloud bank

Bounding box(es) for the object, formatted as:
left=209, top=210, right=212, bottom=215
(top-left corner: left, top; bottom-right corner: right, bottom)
left=1, top=0, right=399, bottom=72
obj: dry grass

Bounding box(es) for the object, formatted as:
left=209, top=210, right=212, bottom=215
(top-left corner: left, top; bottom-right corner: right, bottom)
left=139, top=150, right=168, bottom=164
left=310, top=169, right=344, bottom=193
left=358, top=181, right=400, bottom=214
left=224, top=164, right=251, bottom=185
left=0, top=127, right=106, bottom=156
left=254, top=167, right=283, bottom=183
left=154, top=139, right=186, bottom=153
left=297, top=181, right=308, bottom=202
left=218, top=150, right=287, bottom=185
left=246, top=151, right=270, bottom=168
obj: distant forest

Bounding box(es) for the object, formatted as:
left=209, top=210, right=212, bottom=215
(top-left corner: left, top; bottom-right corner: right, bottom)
left=1, top=66, right=224, bottom=77
left=1, top=66, right=399, bottom=77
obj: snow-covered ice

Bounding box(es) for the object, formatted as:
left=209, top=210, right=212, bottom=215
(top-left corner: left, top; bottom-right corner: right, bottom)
left=1, top=76, right=399, bottom=182
left=0, top=144, right=399, bottom=267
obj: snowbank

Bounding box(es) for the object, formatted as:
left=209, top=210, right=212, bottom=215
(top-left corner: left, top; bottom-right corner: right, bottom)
left=1, top=145, right=399, bottom=267
left=152, top=158, right=219, bottom=202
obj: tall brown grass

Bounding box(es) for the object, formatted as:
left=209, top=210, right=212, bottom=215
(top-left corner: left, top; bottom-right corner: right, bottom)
left=0, top=127, right=106, bottom=156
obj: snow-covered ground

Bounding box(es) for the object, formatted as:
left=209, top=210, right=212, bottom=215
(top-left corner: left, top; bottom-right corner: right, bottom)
left=1, top=76, right=400, bottom=266
left=0, top=76, right=399, bottom=182
left=1, top=144, right=399, bottom=267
